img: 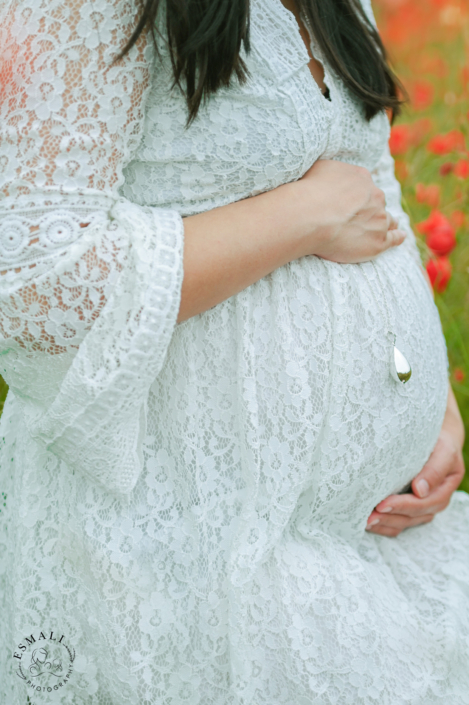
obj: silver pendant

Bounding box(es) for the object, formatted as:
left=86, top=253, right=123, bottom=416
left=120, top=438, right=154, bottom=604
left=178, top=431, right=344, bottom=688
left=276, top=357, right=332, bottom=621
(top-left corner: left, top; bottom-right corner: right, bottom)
left=390, top=345, right=412, bottom=384
left=359, top=262, right=413, bottom=385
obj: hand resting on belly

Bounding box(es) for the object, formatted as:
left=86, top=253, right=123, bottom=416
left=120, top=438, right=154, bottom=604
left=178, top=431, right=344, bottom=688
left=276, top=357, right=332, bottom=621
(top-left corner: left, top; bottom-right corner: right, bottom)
left=367, top=385, right=465, bottom=536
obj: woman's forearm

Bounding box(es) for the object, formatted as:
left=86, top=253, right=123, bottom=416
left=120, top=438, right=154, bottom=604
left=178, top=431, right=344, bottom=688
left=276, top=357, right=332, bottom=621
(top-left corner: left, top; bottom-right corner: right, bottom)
left=177, top=159, right=407, bottom=324
left=421, top=265, right=465, bottom=450
left=177, top=182, right=311, bottom=323
left=442, top=384, right=465, bottom=451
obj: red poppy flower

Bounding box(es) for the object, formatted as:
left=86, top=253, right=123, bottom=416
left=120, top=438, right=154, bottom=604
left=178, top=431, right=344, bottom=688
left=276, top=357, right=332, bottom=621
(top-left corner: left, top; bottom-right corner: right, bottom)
left=426, top=257, right=452, bottom=293
left=389, top=125, right=412, bottom=155
left=427, top=130, right=465, bottom=155
left=417, top=211, right=451, bottom=235
left=453, top=368, right=466, bottom=383
left=411, top=81, right=434, bottom=110
left=419, top=55, right=448, bottom=79
left=382, top=5, right=423, bottom=45
left=439, top=162, right=454, bottom=176
left=417, top=211, right=456, bottom=256
left=415, top=183, right=440, bottom=207
left=427, top=228, right=456, bottom=257
left=454, top=159, right=469, bottom=179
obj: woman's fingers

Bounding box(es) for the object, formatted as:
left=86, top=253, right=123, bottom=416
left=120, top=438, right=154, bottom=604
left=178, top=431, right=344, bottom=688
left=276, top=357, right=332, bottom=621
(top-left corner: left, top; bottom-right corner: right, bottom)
left=366, top=448, right=463, bottom=535
left=383, top=212, right=405, bottom=252
left=366, top=438, right=462, bottom=536
left=367, top=392, right=466, bottom=538
left=411, top=429, right=465, bottom=498
left=373, top=480, right=455, bottom=519
left=383, top=227, right=406, bottom=250
left=374, top=431, right=465, bottom=519
left=386, top=211, right=399, bottom=230
left=366, top=513, right=434, bottom=537
left=366, top=511, right=434, bottom=532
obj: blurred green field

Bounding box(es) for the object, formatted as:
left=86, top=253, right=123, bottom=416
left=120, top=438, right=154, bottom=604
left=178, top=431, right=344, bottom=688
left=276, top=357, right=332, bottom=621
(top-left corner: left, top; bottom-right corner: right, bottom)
left=0, top=0, right=468, bottom=490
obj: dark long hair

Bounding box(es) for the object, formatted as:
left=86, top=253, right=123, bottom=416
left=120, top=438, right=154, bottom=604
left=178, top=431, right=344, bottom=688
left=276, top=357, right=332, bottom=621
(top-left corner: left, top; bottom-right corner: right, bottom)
left=121, top=0, right=405, bottom=124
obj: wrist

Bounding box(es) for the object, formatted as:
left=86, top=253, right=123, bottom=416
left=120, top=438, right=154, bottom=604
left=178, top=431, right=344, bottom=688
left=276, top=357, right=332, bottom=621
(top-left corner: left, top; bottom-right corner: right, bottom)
left=280, top=179, right=331, bottom=260
left=440, top=402, right=465, bottom=452
left=442, top=385, right=466, bottom=451
left=441, top=415, right=465, bottom=453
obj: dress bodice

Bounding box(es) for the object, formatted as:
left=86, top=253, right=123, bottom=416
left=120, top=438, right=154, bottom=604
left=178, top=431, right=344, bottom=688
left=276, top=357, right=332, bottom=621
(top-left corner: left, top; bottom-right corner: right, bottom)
left=121, top=0, right=389, bottom=216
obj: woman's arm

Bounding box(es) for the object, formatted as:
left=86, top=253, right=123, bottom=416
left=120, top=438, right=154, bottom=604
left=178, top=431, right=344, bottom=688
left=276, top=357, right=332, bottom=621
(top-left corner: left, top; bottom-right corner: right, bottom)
left=178, top=159, right=406, bottom=323
left=441, top=384, right=466, bottom=449
left=368, top=385, right=465, bottom=536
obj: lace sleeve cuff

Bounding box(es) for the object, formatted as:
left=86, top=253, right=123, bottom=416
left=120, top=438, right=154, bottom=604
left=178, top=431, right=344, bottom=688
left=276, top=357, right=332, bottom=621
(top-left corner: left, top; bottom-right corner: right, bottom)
left=27, top=202, right=184, bottom=496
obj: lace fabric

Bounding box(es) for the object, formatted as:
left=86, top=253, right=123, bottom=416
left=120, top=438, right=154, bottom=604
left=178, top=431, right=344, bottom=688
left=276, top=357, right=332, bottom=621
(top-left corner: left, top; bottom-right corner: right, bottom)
left=1, top=0, right=468, bottom=704
left=0, top=0, right=184, bottom=494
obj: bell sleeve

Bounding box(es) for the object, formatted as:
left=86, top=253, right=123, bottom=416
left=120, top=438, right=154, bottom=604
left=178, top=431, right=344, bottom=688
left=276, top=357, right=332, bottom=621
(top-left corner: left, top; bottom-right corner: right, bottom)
left=0, top=0, right=184, bottom=495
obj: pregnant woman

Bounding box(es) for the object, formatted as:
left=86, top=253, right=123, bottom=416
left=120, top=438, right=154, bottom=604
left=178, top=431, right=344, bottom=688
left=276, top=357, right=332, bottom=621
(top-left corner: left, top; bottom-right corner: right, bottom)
left=0, top=0, right=468, bottom=702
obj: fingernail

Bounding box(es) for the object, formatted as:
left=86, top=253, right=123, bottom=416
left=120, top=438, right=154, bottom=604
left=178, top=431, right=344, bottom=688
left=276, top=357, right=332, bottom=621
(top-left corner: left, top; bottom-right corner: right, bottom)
left=416, top=479, right=429, bottom=498
left=366, top=519, right=380, bottom=530
left=377, top=506, right=393, bottom=513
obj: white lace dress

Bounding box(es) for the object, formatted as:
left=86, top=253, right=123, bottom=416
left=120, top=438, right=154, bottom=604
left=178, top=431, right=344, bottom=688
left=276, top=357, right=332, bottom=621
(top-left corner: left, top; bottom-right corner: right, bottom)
left=1, top=0, right=469, bottom=703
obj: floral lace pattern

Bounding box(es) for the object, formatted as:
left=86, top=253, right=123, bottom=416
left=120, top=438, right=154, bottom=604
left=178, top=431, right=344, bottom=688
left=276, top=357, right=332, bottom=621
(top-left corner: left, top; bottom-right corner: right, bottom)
left=1, top=0, right=469, bottom=703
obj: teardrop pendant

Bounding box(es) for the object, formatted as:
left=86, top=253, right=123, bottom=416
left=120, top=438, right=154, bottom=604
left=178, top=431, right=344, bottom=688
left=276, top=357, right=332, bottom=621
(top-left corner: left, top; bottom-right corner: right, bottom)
left=359, top=262, right=413, bottom=386
left=391, top=345, right=412, bottom=384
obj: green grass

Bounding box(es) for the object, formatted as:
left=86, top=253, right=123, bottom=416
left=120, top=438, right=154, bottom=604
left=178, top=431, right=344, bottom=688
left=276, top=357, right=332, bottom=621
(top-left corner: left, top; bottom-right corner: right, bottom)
left=0, top=376, right=7, bottom=417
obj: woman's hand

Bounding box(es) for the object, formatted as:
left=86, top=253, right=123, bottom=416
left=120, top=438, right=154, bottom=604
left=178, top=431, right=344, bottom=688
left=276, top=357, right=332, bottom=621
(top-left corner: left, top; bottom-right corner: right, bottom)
left=297, top=159, right=407, bottom=264
left=179, top=158, right=406, bottom=322
left=366, top=386, right=466, bottom=537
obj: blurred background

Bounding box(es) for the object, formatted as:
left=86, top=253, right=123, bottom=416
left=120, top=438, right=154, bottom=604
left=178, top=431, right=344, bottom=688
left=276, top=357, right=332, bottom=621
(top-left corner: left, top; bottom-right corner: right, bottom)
left=0, top=0, right=468, bottom=489
left=373, top=0, right=469, bottom=490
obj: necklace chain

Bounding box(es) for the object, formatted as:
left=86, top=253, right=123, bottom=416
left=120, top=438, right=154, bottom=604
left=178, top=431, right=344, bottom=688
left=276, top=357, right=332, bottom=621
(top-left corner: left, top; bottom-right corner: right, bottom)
left=360, top=261, right=396, bottom=345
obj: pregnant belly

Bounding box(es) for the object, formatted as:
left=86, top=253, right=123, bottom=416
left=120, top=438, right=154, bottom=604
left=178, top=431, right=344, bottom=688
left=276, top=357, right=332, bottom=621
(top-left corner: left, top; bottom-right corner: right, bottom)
left=153, top=244, right=448, bottom=565
left=279, top=246, right=449, bottom=541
